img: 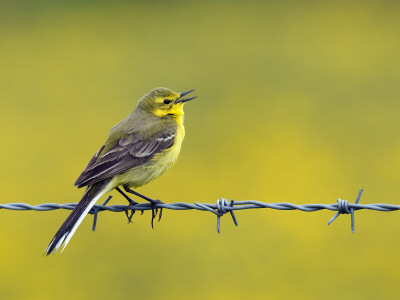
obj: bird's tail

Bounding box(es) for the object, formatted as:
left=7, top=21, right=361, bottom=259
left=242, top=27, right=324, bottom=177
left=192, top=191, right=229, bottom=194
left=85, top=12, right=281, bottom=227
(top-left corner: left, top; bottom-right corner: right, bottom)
left=45, top=179, right=111, bottom=255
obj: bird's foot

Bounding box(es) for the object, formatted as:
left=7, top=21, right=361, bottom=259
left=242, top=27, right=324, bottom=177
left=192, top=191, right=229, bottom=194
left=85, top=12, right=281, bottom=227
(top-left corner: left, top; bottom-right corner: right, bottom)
left=117, top=187, right=164, bottom=227
left=148, top=199, right=164, bottom=229
left=124, top=199, right=139, bottom=224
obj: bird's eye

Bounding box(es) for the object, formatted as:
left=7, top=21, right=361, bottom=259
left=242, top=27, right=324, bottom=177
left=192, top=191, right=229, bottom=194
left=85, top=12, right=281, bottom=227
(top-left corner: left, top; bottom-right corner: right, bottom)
left=163, top=99, right=171, bottom=104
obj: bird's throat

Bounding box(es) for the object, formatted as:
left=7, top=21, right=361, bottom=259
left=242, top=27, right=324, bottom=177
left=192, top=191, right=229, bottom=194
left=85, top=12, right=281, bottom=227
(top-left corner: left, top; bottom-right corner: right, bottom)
left=153, top=104, right=184, bottom=119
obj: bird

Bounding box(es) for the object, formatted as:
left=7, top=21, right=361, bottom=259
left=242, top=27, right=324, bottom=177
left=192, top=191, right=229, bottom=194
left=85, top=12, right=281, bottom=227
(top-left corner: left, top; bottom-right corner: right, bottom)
left=45, top=87, right=196, bottom=255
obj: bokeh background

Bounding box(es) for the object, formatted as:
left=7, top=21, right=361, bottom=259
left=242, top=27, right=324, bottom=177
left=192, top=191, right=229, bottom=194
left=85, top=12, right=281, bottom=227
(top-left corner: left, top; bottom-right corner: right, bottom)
left=1, top=1, right=400, bottom=299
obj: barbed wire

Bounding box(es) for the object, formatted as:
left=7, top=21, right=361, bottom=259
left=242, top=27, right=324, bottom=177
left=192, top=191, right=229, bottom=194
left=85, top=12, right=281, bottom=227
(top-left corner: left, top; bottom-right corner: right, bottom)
left=1, top=189, right=399, bottom=233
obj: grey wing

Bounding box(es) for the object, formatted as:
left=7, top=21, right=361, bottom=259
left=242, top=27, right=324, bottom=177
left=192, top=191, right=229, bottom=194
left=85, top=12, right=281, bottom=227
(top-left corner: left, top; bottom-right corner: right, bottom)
left=74, top=128, right=176, bottom=188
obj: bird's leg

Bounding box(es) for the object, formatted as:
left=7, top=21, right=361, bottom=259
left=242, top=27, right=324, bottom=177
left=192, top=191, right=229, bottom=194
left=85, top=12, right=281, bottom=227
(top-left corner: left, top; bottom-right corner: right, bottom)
left=123, top=187, right=164, bottom=228
left=116, top=187, right=138, bottom=223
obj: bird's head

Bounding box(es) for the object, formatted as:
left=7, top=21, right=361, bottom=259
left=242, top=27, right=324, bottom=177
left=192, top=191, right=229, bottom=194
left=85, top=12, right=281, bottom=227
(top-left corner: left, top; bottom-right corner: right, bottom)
left=137, top=87, right=196, bottom=118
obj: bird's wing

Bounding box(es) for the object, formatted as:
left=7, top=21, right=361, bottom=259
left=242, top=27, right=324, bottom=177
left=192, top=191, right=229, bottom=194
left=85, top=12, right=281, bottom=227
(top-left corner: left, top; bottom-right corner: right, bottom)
left=74, top=125, right=177, bottom=188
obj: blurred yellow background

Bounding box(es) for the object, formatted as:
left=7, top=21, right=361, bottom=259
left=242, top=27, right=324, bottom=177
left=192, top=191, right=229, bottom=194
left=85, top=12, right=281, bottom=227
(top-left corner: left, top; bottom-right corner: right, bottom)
left=1, top=1, right=400, bottom=299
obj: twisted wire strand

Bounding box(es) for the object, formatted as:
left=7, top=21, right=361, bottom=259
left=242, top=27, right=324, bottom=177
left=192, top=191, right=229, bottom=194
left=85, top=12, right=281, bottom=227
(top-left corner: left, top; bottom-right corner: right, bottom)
left=1, top=189, right=399, bottom=232
left=2, top=201, right=400, bottom=212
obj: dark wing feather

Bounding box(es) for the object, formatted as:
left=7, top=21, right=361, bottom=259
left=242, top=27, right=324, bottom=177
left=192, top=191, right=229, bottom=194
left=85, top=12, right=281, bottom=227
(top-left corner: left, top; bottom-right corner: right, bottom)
left=74, top=127, right=176, bottom=188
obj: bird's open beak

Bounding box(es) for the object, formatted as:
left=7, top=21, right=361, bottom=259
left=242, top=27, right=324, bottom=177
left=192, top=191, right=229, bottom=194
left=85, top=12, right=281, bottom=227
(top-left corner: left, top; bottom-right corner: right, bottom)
left=176, top=89, right=197, bottom=103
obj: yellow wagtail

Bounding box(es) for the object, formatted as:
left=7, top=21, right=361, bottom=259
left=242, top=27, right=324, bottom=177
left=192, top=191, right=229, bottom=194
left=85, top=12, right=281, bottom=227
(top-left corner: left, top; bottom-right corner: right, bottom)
left=45, top=87, right=196, bottom=255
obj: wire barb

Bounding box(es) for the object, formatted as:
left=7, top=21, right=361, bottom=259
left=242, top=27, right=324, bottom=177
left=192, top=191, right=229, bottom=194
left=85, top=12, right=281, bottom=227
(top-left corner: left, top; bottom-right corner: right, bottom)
left=328, top=189, right=363, bottom=233
left=90, top=195, right=113, bottom=232
left=215, top=198, right=238, bottom=233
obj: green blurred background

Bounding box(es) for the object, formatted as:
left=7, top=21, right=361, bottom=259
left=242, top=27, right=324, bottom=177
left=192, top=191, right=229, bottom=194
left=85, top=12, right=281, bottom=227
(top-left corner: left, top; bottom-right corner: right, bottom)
left=1, top=0, right=400, bottom=299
